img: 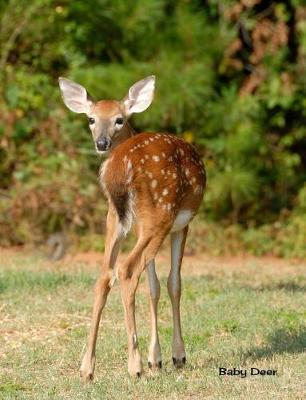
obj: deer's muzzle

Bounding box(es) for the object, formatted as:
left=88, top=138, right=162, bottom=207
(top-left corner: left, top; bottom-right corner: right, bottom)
left=96, top=136, right=111, bottom=152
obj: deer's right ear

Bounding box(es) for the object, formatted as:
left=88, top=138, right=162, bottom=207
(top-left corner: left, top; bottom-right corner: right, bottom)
left=123, top=75, right=155, bottom=116
left=58, top=77, right=92, bottom=114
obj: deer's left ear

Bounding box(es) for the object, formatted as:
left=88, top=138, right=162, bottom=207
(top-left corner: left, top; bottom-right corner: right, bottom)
left=123, top=75, right=155, bottom=116
left=58, top=77, right=92, bottom=114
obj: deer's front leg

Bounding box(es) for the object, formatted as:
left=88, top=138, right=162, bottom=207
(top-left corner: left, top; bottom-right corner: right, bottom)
left=80, top=206, right=122, bottom=382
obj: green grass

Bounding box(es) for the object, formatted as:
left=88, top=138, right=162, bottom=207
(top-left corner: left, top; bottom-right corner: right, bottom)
left=0, top=250, right=305, bottom=399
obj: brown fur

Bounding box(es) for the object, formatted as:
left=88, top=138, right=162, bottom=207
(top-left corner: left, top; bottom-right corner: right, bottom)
left=93, top=100, right=124, bottom=118
left=80, top=107, right=206, bottom=381
left=60, top=76, right=206, bottom=380
left=103, top=132, right=206, bottom=228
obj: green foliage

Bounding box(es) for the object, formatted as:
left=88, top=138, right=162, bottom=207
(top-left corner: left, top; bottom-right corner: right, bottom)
left=0, top=0, right=305, bottom=257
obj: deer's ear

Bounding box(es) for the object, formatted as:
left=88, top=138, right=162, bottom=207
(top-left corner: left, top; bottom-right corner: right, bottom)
left=123, top=75, right=155, bottom=116
left=58, top=77, right=92, bottom=114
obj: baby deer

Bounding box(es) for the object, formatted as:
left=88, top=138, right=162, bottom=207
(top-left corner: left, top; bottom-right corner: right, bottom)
left=58, top=75, right=206, bottom=381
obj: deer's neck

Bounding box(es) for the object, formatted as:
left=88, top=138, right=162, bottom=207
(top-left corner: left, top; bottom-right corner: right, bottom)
left=111, top=121, right=136, bottom=151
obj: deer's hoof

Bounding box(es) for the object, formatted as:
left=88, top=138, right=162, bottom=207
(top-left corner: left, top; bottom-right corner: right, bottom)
left=172, top=356, right=186, bottom=368
left=148, top=360, right=162, bottom=369
left=80, top=368, right=94, bottom=383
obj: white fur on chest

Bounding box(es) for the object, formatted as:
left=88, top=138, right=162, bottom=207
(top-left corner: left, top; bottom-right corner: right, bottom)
left=170, top=210, right=194, bottom=233
left=99, top=160, right=109, bottom=195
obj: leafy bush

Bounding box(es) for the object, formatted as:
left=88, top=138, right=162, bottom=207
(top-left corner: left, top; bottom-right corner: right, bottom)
left=0, top=0, right=305, bottom=257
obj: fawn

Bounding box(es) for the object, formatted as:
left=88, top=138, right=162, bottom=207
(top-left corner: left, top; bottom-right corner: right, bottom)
left=58, top=75, right=206, bottom=381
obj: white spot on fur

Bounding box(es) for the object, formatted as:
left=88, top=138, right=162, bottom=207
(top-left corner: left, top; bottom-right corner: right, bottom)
left=125, top=159, right=133, bottom=184
left=141, top=158, right=145, bottom=164
left=152, top=155, right=160, bottom=162
left=161, top=169, right=165, bottom=175
left=151, top=179, right=157, bottom=188
left=162, top=188, right=168, bottom=196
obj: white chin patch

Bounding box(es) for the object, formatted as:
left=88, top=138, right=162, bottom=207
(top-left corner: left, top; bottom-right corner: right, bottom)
left=95, top=148, right=108, bottom=155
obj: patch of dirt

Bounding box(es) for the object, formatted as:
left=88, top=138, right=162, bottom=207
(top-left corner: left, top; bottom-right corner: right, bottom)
left=1, top=246, right=305, bottom=281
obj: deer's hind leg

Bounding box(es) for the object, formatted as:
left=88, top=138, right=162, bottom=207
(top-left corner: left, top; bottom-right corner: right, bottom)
left=168, top=225, right=188, bottom=368
left=80, top=204, right=124, bottom=382
left=118, top=228, right=167, bottom=377
left=147, top=259, right=162, bottom=369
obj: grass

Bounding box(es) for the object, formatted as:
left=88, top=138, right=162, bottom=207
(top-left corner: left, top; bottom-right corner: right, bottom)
left=0, top=248, right=305, bottom=399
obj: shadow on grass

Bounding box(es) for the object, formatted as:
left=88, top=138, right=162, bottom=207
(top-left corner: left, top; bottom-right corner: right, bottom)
left=270, top=282, right=306, bottom=292
left=242, top=328, right=306, bottom=362
left=241, top=281, right=306, bottom=293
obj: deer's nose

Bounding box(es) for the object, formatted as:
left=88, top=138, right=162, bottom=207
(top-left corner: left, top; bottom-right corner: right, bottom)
left=96, top=136, right=111, bottom=151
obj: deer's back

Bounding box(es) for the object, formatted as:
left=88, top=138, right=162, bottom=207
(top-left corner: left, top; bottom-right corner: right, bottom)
left=100, top=132, right=206, bottom=233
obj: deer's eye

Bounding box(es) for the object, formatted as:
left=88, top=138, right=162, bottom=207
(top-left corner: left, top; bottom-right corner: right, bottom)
left=88, top=117, right=95, bottom=125
left=115, top=117, right=124, bottom=125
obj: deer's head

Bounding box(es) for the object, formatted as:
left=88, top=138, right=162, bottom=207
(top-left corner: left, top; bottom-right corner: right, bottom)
left=58, top=75, right=155, bottom=154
